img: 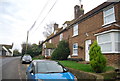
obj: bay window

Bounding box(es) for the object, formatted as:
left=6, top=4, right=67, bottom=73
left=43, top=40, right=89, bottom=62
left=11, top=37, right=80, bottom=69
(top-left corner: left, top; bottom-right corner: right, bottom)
left=97, top=31, right=120, bottom=53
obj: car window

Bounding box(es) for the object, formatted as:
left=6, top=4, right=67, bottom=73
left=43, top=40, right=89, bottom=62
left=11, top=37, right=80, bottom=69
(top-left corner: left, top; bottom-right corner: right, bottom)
left=37, top=61, right=64, bottom=73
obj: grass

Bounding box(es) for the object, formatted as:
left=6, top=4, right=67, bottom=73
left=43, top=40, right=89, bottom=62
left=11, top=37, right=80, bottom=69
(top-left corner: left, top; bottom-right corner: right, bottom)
left=59, top=60, right=115, bottom=73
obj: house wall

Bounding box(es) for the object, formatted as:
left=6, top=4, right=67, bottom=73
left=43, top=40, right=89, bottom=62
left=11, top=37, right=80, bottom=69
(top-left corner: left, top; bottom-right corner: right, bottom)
left=43, top=2, right=120, bottom=66
left=68, top=11, right=103, bottom=60
left=66, top=3, right=120, bottom=66
left=51, top=35, right=60, bottom=47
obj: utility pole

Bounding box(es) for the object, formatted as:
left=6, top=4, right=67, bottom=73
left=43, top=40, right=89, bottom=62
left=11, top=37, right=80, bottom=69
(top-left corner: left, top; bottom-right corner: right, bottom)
left=25, top=21, right=36, bottom=54
left=25, top=31, right=29, bottom=54
left=79, top=0, right=82, bottom=6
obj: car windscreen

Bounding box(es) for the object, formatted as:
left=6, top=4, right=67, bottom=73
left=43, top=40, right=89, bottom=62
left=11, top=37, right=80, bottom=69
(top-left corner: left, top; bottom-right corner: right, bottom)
left=23, top=56, right=31, bottom=59
left=37, top=61, right=64, bottom=73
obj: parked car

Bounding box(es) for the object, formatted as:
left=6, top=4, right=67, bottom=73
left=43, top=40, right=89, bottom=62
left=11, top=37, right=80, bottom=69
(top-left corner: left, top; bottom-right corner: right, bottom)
left=26, top=60, right=77, bottom=81
left=21, top=55, right=32, bottom=64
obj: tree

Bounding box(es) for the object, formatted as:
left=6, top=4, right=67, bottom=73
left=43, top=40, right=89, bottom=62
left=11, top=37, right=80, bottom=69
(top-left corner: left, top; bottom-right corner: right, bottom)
left=51, top=40, right=70, bottom=60
left=89, top=41, right=107, bottom=73
left=21, top=42, right=42, bottom=57
left=13, top=49, right=21, bottom=56
left=43, top=22, right=55, bottom=38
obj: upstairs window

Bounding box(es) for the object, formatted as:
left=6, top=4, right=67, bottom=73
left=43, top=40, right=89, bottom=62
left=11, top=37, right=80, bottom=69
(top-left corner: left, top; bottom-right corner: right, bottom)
left=103, top=6, right=115, bottom=25
left=59, top=33, right=63, bottom=41
left=73, top=24, right=78, bottom=36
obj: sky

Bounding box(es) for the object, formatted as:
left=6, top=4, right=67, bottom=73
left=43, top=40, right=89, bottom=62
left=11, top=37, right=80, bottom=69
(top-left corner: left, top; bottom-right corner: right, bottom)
left=0, top=0, right=107, bottom=51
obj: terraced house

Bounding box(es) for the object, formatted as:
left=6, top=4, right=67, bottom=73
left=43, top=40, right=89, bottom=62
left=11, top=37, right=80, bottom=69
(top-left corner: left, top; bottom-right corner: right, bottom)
left=42, top=2, right=120, bottom=66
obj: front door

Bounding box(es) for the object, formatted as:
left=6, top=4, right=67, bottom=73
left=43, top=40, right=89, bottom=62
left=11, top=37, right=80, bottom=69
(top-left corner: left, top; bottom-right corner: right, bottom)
left=85, top=40, right=91, bottom=61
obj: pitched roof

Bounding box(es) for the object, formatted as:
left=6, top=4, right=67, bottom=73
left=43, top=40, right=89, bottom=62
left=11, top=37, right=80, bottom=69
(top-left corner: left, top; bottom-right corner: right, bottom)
left=45, top=43, right=56, bottom=49
left=94, top=24, right=120, bottom=34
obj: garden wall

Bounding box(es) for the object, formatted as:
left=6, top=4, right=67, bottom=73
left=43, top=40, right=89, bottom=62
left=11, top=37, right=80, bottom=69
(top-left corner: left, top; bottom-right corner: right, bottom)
left=67, top=67, right=104, bottom=81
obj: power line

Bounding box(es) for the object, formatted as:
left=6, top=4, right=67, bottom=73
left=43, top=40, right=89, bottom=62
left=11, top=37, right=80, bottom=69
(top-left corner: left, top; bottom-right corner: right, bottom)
left=33, top=0, right=58, bottom=32
left=28, top=0, right=51, bottom=31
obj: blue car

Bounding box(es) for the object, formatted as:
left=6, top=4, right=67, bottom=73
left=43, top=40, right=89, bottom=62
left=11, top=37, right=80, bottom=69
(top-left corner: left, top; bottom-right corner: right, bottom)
left=26, top=60, right=77, bottom=81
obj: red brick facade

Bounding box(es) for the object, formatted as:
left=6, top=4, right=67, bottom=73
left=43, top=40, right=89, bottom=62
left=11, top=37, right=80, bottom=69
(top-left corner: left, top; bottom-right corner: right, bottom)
left=42, top=2, right=120, bottom=67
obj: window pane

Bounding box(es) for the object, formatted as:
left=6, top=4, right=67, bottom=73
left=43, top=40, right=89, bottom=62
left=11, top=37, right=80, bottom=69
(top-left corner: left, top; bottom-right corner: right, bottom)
left=115, top=42, right=120, bottom=51
left=114, top=32, right=120, bottom=42
left=104, top=7, right=115, bottom=24
left=104, top=7, right=114, bottom=16
left=104, top=14, right=115, bottom=24
left=73, top=24, right=78, bottom=36
left=73, top=43, right=78, bottom=55
left=99, top=43, right=112, bottom=52
left=98, top=33, right=111, bottom=43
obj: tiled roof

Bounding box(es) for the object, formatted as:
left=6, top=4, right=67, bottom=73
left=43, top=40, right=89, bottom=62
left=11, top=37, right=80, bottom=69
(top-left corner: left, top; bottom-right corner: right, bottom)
left=95, top=24, right=120, bottom=34
left=45, top=43, right=56, bottom=49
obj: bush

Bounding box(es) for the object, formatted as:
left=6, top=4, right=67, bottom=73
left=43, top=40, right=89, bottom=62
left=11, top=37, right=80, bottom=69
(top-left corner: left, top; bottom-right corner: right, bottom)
left=51, top=40, right=70, bottom=60
left=89, top=41, right=107, bottom=73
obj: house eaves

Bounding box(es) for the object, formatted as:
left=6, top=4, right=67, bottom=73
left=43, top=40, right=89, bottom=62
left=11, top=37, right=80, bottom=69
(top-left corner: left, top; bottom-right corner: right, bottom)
left=68, top=2, right=117, bottom=29
left=40, top=2, right=118, bottom=46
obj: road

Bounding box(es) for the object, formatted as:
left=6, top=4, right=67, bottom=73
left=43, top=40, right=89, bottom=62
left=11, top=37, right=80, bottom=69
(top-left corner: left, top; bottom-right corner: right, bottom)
left=0, top=57, right=28, bottom=81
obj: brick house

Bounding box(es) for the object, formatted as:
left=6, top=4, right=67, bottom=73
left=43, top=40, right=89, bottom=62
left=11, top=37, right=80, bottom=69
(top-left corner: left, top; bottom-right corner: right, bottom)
left=42, top=2, right=120, bottom=66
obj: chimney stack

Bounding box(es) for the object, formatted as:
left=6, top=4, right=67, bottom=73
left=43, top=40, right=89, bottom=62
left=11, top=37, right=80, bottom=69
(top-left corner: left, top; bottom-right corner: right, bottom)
left=54, top=23, right=58, bottom=31
left=74, top=4, right=84, bottom=19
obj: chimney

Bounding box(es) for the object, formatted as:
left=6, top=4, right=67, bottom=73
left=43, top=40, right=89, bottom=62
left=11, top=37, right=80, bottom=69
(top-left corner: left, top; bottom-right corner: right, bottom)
left=54, top=23, right=59, bottom=31
left=74, top=4, right=84, bottom=19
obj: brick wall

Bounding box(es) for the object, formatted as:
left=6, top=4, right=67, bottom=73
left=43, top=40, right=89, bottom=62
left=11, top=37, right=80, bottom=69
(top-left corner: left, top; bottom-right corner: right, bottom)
left=104, top=54, right=120, bottom=67
left=46, top=2, right=120, bottom=66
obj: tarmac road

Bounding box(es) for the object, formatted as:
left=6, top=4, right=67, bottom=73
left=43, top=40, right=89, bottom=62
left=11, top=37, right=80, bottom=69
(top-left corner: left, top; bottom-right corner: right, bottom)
left=1, top=56, right=29, bottom=81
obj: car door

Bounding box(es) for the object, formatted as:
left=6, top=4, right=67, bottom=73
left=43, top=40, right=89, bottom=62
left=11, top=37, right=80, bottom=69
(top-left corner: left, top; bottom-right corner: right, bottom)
left=27, top=63, right=35, bottom=80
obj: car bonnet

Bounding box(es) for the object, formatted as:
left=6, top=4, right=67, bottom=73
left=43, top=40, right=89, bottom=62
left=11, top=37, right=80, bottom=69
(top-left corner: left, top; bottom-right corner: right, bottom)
left=35, top=72, right=74, bottom=80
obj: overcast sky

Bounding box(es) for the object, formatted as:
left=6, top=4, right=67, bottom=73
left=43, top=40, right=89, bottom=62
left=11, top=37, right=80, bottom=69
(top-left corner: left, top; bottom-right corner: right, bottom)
left=0, top=0, right=107, bottom=51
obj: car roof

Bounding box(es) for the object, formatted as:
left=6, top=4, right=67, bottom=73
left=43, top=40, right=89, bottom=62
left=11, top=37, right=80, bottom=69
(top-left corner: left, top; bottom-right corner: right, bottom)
left=32, top=60, right=58, bottom=65
left=32, top=60, right=57, bottom=62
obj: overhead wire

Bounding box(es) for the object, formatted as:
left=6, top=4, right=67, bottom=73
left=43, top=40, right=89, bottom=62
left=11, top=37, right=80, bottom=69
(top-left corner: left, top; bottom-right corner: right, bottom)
left=33, top=0, right=58, bottom=32
left=28, top=0, right=51, bottom=31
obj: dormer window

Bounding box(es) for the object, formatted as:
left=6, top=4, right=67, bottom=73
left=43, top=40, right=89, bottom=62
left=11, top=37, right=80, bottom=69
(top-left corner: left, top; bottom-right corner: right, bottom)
left=73, top=24, right=78, bottom=36
left=103, top=6, right=115, bottom=25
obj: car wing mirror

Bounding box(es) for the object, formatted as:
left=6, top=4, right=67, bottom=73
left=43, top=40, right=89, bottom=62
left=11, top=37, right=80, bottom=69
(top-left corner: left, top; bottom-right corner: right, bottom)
left=29, top=68, right=33, bottom=73
left=64, top=68, right=69, bottom=72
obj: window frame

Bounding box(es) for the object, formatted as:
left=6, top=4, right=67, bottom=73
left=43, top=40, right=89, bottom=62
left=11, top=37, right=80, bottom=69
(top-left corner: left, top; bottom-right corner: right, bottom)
left=72, top=43, right=78, bottom=56
left=59, top=33, right=63, bottom=41
left=73, top=24, right=78, bottom=36
left=96, top=30, right=120, bottom=53
left=103, top=6, right=116, bottom=25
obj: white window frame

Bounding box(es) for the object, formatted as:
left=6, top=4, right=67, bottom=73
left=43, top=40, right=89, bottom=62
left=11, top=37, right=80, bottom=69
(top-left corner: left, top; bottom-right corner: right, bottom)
left=73, top=24, right=78, bottom=36
left=59, top=33, right=63, bottom=41
left=103, top=6, right=116, bottom=25
left=49, top=39, right=52, bottom=43
left=96, top=30, right=120, bottom=53
left=72, top=43, right=78, bottom=56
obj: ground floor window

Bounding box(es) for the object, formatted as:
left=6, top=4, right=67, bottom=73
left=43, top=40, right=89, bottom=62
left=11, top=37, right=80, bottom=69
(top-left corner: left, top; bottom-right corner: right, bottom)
left=45, top=49, right=54, bottom=56
left=97, top=31, right=120, bottom=53
left=72, top=43, right=78, bottom=56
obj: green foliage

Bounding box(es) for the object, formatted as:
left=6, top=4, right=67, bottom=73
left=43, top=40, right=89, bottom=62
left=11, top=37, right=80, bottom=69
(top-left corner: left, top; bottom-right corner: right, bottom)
left=32, top=55, right=45, bottom=60
left=13, top=49, right=21, bottom=56
left=89, top=41, right=107, bottom=73
left=51, top=40, right=70, bottom=60
left=21, top=43, right=42, bottom=57
left=59, top=60, right=114, bottom=73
